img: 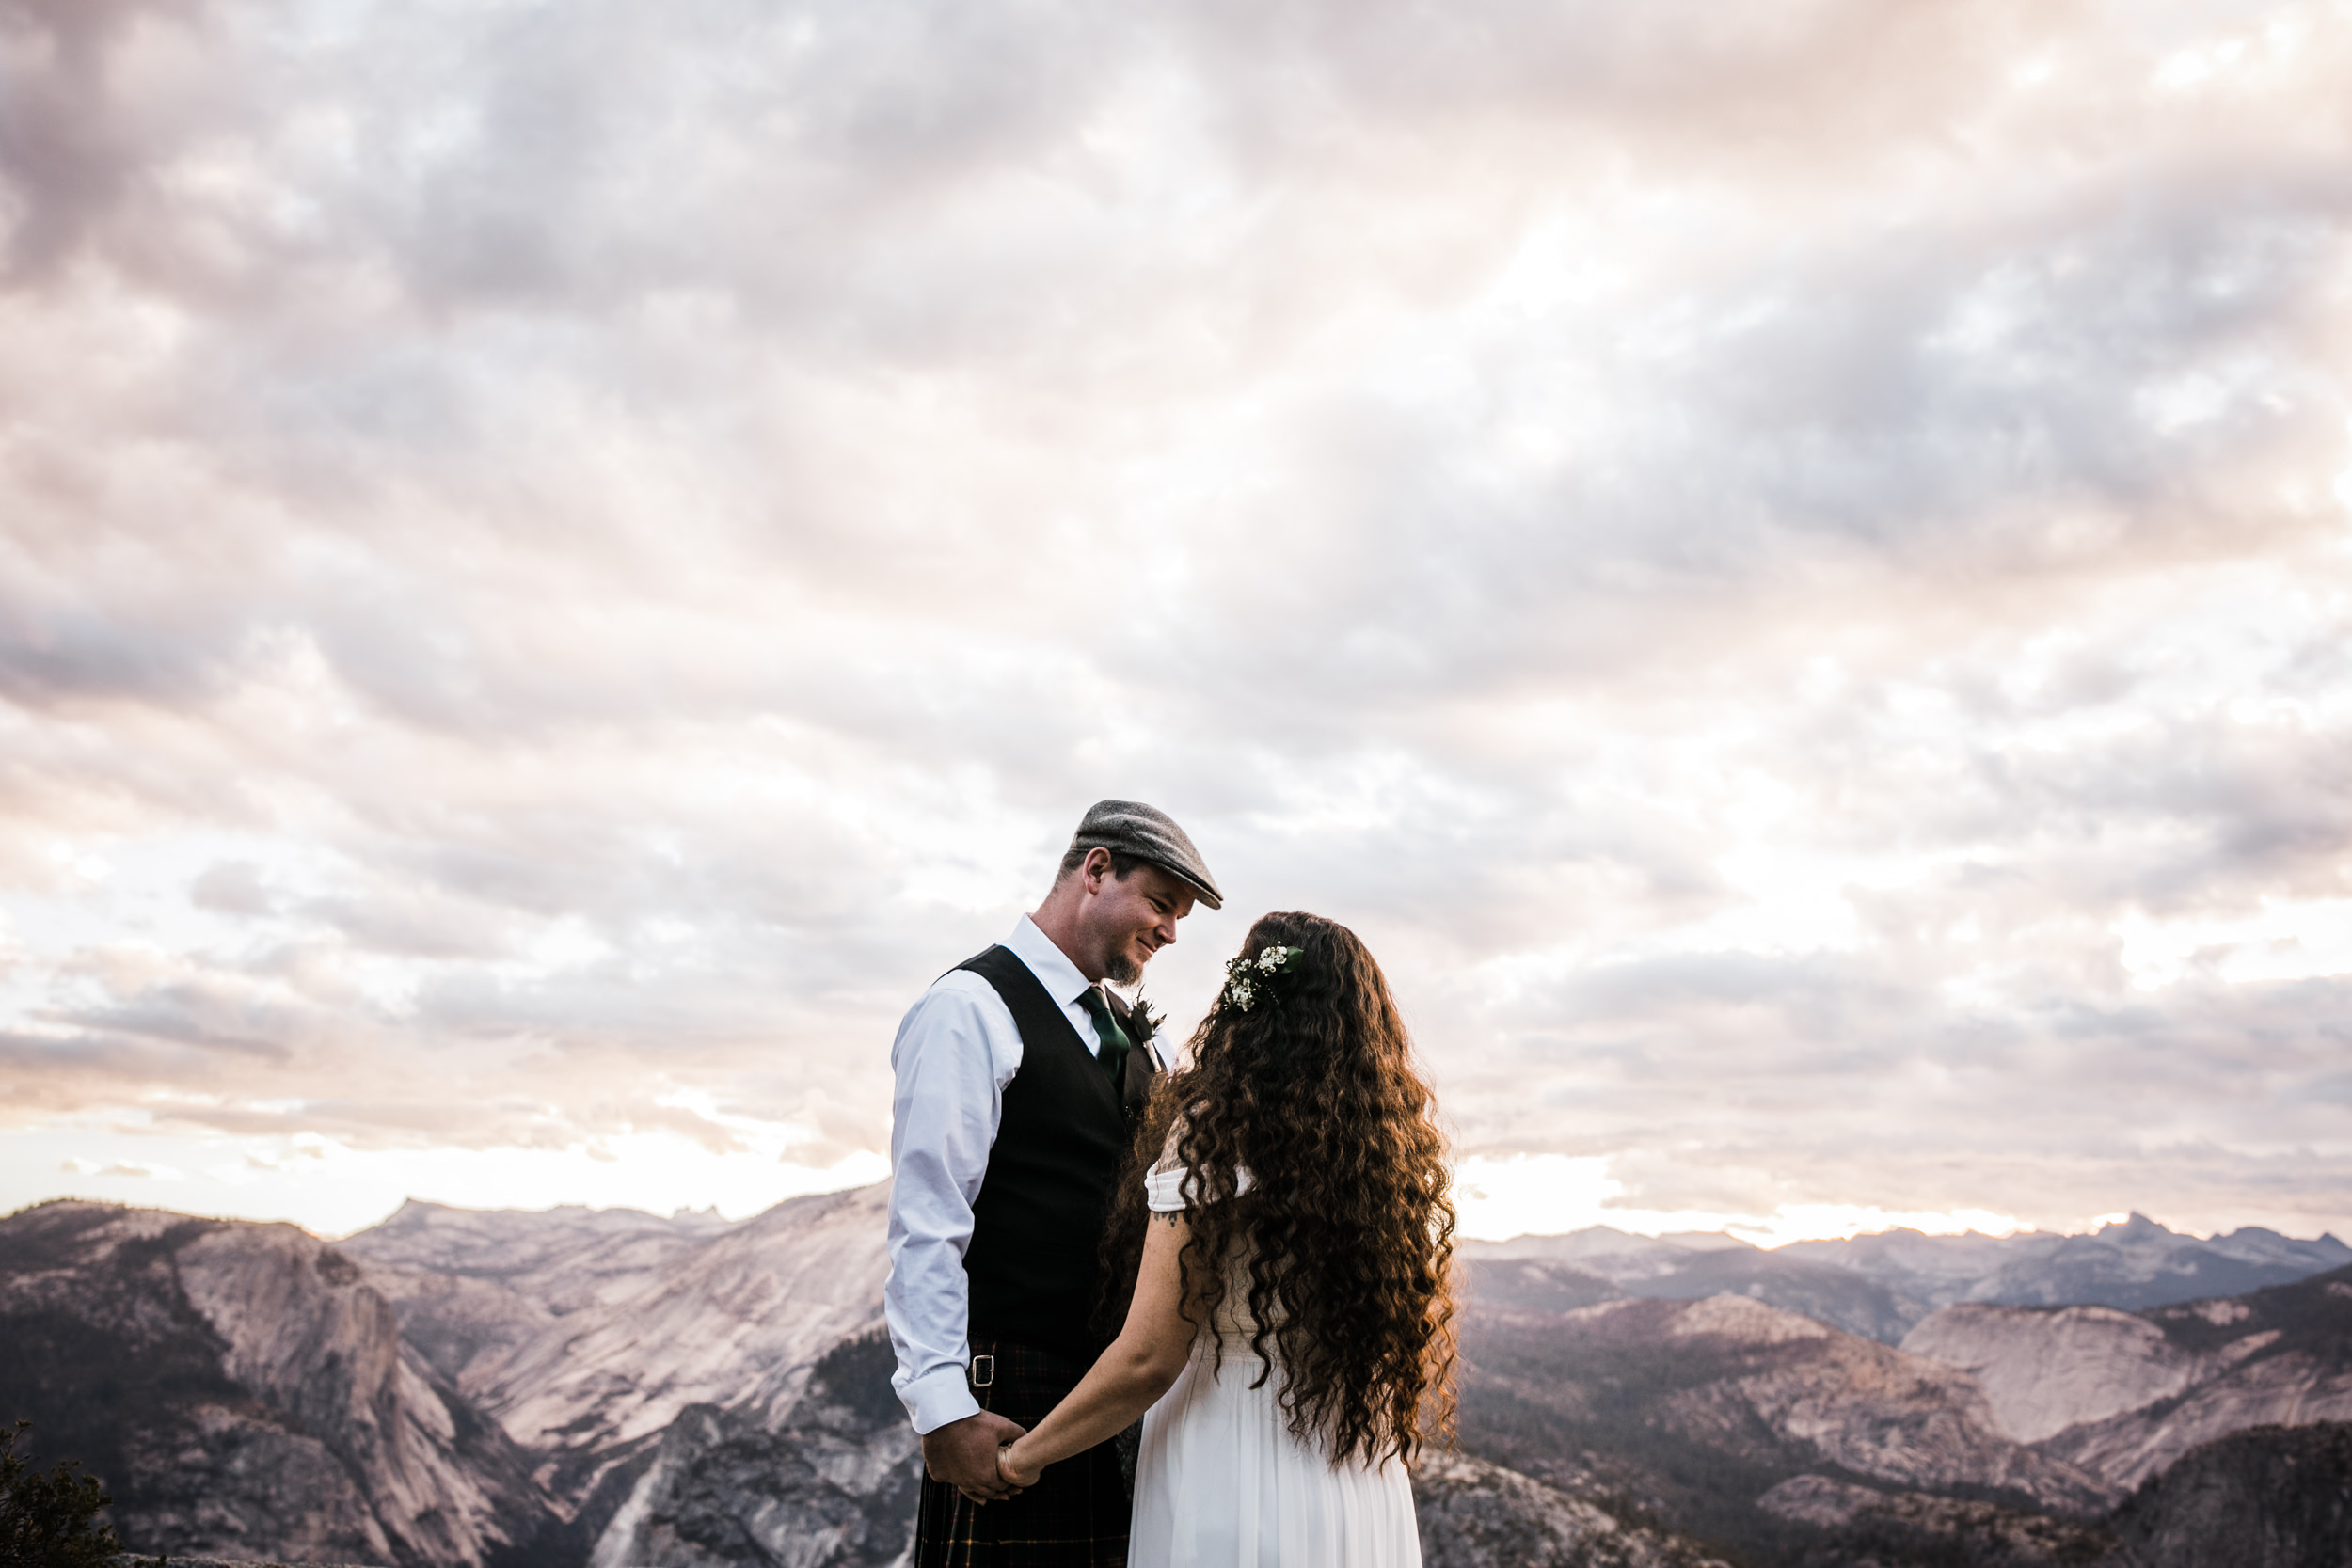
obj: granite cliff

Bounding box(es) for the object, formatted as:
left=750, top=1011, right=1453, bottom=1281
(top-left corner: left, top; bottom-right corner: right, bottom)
left=9, top=1191, right=2350, bottom=1568
left=1451, top=1255, right=2352, bottom=1564
left=1901, top=1264, right=2352, bottom=1488
left=1453, top=1285, right=2121, bottom=1563
left=0, top=1200, right=566, bottom=1568
left=343, top=1185, right=905, bottom=1556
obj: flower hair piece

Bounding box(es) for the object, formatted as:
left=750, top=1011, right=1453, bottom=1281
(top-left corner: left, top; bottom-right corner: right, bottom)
left=1217, top=944, right=1304, bottom=1014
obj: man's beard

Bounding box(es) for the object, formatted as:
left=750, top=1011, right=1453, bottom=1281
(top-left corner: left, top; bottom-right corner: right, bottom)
left=1104, top=947, right=1144, bottom=988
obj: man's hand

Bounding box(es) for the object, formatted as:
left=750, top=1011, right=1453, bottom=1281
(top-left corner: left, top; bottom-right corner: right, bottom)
left=922, top=1411, right=1028, bottom=1503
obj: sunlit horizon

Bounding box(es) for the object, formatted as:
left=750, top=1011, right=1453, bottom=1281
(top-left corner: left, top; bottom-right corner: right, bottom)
left=13, top=1133, right=2336, bottom=1256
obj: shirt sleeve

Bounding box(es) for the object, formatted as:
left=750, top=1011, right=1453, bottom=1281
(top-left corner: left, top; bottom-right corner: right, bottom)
left=884, top=978, right=1019, bottom=1434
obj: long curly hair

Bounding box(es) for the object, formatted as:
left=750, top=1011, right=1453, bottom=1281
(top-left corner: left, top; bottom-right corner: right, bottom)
left=1098, top=911, right=1457, bottom=1466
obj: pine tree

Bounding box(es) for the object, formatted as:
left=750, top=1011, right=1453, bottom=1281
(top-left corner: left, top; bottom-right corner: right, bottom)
left=0, top=1419, right=123, bottom=1568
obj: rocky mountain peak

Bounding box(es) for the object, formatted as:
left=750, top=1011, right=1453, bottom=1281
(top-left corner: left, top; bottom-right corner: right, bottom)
left=2096, top=1212, right=2175, bottom=1243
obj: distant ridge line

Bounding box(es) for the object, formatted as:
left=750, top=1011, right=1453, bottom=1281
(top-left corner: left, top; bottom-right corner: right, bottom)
left=105, top=1557, right=391, bottom=1568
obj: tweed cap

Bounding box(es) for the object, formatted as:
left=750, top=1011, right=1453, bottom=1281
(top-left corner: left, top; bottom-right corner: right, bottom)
left=1069, top=799, right=1222, bottom=910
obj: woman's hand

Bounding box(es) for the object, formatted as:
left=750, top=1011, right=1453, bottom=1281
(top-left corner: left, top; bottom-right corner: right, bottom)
left=996, top=1439, right=1043, bottom=1489
left=972, top=1214, right=1198, bottom=1488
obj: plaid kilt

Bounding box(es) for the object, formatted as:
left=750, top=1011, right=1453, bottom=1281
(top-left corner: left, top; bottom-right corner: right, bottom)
left=915, top=1339, right=1130, bottom=1568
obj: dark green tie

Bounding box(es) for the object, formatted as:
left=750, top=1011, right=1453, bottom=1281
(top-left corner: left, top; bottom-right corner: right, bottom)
left=1077, top=986, right=1132, bottom=1088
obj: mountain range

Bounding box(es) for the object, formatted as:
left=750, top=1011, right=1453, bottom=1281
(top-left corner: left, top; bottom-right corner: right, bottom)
left=1460, top=1211, right=2352, bottom=1344
left=4, top=1189, right=2348, bottom=1568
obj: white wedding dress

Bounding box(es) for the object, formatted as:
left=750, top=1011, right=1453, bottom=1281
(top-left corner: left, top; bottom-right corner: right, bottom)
left=1128, top=1164, right=1423, bottom=1568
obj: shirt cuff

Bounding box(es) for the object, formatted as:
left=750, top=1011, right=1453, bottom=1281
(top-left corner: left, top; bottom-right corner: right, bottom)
left=901, top=1362, right=984, bottom=1435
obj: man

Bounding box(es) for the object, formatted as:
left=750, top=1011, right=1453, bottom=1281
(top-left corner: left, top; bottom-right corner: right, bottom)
left=886, top=800, right=1221, bottom=1568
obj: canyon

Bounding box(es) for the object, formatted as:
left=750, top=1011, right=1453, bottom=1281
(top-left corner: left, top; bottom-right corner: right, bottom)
left=4, top=1191, right=2348, bottom=1567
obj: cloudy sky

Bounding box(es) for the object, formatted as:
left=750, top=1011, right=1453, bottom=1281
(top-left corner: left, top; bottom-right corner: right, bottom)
left=4, top=0, right=2349, bottom=1244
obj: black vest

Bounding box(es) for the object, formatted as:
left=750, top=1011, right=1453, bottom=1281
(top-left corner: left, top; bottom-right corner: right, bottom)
left=957, top=945, right=1155, bottom=1358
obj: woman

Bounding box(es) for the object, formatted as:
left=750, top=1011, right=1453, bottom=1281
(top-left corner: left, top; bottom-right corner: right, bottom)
left=996, top=911, right=1456, bottom=1567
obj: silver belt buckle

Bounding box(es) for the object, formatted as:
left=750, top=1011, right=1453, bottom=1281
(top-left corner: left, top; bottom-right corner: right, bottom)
left=970, top=1353, right=995, bottom=1388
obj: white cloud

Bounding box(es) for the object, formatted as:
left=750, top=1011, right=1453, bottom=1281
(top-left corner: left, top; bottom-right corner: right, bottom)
left=3, top=0, right=2350, bottom=1241
left=2116, top=897, right=2352, bottom=988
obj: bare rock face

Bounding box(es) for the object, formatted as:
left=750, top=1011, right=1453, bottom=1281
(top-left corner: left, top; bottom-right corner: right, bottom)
left=337, top=1185, right=904, bottom=1559
left=2046, top=1343, right=2352, bottom=1492
left=1465, top=1294, right=2116, bottom=1518
left=0, top=1201, right=565, bottom=1568
left=355, top=1267, right=561, bottom=1397
left=586, top=1332, right=917, bottom=1568
left=24, top=1191, right=2344, bottom=1568
left=1899, top=1302, right=2202, bottom=1442
left=2100, top=1420, right=2352, bottom=1568
left=1905, top=1265, right=2352, bottom=1491
left=340, top=1201, right=734, bottom=1286
left=455, top=1185, right=897, bottom=1531
left=5, top=1190, right=902, bottom=1568
left=339, top=1201, right=734, bottom=1397
left=1411, top=1451, right=1729, bottom=1568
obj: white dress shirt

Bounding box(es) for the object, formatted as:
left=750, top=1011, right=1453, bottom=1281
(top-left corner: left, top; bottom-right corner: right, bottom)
left=885, top=915, right=1136, bottom=1434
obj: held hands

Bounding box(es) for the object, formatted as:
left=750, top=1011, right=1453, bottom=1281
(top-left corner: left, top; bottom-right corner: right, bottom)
left=922, top=1411, right=1027, bottom=1504
left=996, top=1437, right=1043, bottom=1489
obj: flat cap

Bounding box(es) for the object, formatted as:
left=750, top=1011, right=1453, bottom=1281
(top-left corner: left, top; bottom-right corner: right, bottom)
left=1070, top=799, right=1222, bottom=910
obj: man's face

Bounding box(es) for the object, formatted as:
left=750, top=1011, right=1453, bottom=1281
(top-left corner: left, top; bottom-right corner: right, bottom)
left=1079, top=854, right=1196, bottom=987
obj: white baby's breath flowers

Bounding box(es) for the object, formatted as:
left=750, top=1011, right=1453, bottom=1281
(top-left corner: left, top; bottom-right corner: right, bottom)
left=1218, top=944, right=1301, bottom=1015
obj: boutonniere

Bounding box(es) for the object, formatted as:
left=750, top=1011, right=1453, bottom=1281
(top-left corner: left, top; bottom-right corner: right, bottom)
left=1127, top=993, right=1166, bottom=1053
